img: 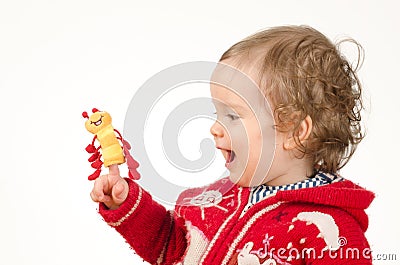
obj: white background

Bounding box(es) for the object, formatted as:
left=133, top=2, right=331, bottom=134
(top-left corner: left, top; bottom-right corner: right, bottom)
left=1, top=1, right=399, bottom=264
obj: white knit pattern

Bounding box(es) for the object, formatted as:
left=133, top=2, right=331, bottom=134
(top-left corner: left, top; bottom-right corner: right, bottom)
left=221, top=202, right=283, bottom=265
left=181, top=223, right=210, bottom=265
left=199, top=188, right=244, bottom=265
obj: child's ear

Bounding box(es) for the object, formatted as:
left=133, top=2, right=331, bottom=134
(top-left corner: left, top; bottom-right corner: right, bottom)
left=283, top=115, right=313, bottom=150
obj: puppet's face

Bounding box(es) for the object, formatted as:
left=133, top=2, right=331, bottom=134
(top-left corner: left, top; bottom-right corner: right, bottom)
left=85, top=111, right=112, bottom=134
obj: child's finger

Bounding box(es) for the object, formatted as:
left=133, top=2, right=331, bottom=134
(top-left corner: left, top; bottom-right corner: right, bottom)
left=112, top=179, right=129, bottom=205
left=91, top=175, right=107, bottom=202
left=108, top=164, right=120, bottom=176
left=90, top=189, right=103, bottom=202
left=90, top=190, right=98, bottom=202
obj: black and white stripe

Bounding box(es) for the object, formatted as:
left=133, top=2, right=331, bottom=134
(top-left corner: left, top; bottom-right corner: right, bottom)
left=243, top=172, right=343, bottom=213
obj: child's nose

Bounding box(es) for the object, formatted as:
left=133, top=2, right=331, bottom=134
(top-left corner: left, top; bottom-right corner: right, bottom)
left=210, top=120, right=224, bottom=138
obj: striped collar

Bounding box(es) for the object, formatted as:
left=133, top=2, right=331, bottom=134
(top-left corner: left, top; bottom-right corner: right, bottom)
left=243, top=172, right=343, bottom=212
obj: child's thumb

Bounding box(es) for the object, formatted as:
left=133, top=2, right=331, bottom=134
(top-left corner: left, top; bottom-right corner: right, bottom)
left=112, top=179, right=129, bottom=205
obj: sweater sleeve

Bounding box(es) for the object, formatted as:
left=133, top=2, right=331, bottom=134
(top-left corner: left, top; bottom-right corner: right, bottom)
left=99, top=178, right=188, bottom=264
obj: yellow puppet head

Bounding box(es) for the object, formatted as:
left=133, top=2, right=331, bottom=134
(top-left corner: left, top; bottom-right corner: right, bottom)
left=83, top=108, right=112, bottom=134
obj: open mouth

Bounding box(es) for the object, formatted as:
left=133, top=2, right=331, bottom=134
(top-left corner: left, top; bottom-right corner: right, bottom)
left=218, top=147, right=236, bottom=168
left=91, top=116, right=103, bottom=126
left=226, top=150, right=236, bottom=165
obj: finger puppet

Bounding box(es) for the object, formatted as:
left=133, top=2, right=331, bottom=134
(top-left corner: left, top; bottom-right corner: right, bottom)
left=82, top=108, right=140, bottom=181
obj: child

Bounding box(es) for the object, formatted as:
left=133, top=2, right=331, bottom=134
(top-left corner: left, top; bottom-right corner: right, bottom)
left=90, top=25, right=374, bottom=264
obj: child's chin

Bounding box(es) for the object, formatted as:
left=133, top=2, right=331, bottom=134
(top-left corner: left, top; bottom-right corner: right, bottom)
left=228, top=174, right=252, bottom=187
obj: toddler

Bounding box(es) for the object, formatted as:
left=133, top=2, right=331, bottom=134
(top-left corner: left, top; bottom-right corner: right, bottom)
left=90, top=25, right=374, bottom=264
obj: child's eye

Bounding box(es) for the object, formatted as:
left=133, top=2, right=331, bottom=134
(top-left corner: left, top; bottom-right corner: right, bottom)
left=227, top=114, right=240, bottom=121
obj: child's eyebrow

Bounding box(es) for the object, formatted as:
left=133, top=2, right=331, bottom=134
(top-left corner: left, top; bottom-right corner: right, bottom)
left=212, top=99, right=250, bottom=113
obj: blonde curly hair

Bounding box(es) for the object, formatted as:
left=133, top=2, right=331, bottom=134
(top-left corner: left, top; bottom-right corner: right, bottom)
left=220, top=25, right=364, bottom=173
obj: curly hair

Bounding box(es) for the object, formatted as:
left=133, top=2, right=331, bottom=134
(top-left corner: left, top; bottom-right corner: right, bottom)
left=220, top=25, right=364, bottom=173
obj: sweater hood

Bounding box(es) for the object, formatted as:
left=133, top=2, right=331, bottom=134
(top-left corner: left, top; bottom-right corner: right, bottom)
left=274, top=179, right=375, bottom=232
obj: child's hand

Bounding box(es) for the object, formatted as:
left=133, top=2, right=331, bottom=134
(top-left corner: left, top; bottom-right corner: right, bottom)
left=90, top=165, right=129, bottom=210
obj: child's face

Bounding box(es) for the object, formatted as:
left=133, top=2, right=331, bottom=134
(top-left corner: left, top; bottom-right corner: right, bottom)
left=210, top=63, right=278, bottom=187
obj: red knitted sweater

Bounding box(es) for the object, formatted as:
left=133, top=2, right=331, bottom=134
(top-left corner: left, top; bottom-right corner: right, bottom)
left=99, top=177, right=374, bottom=264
